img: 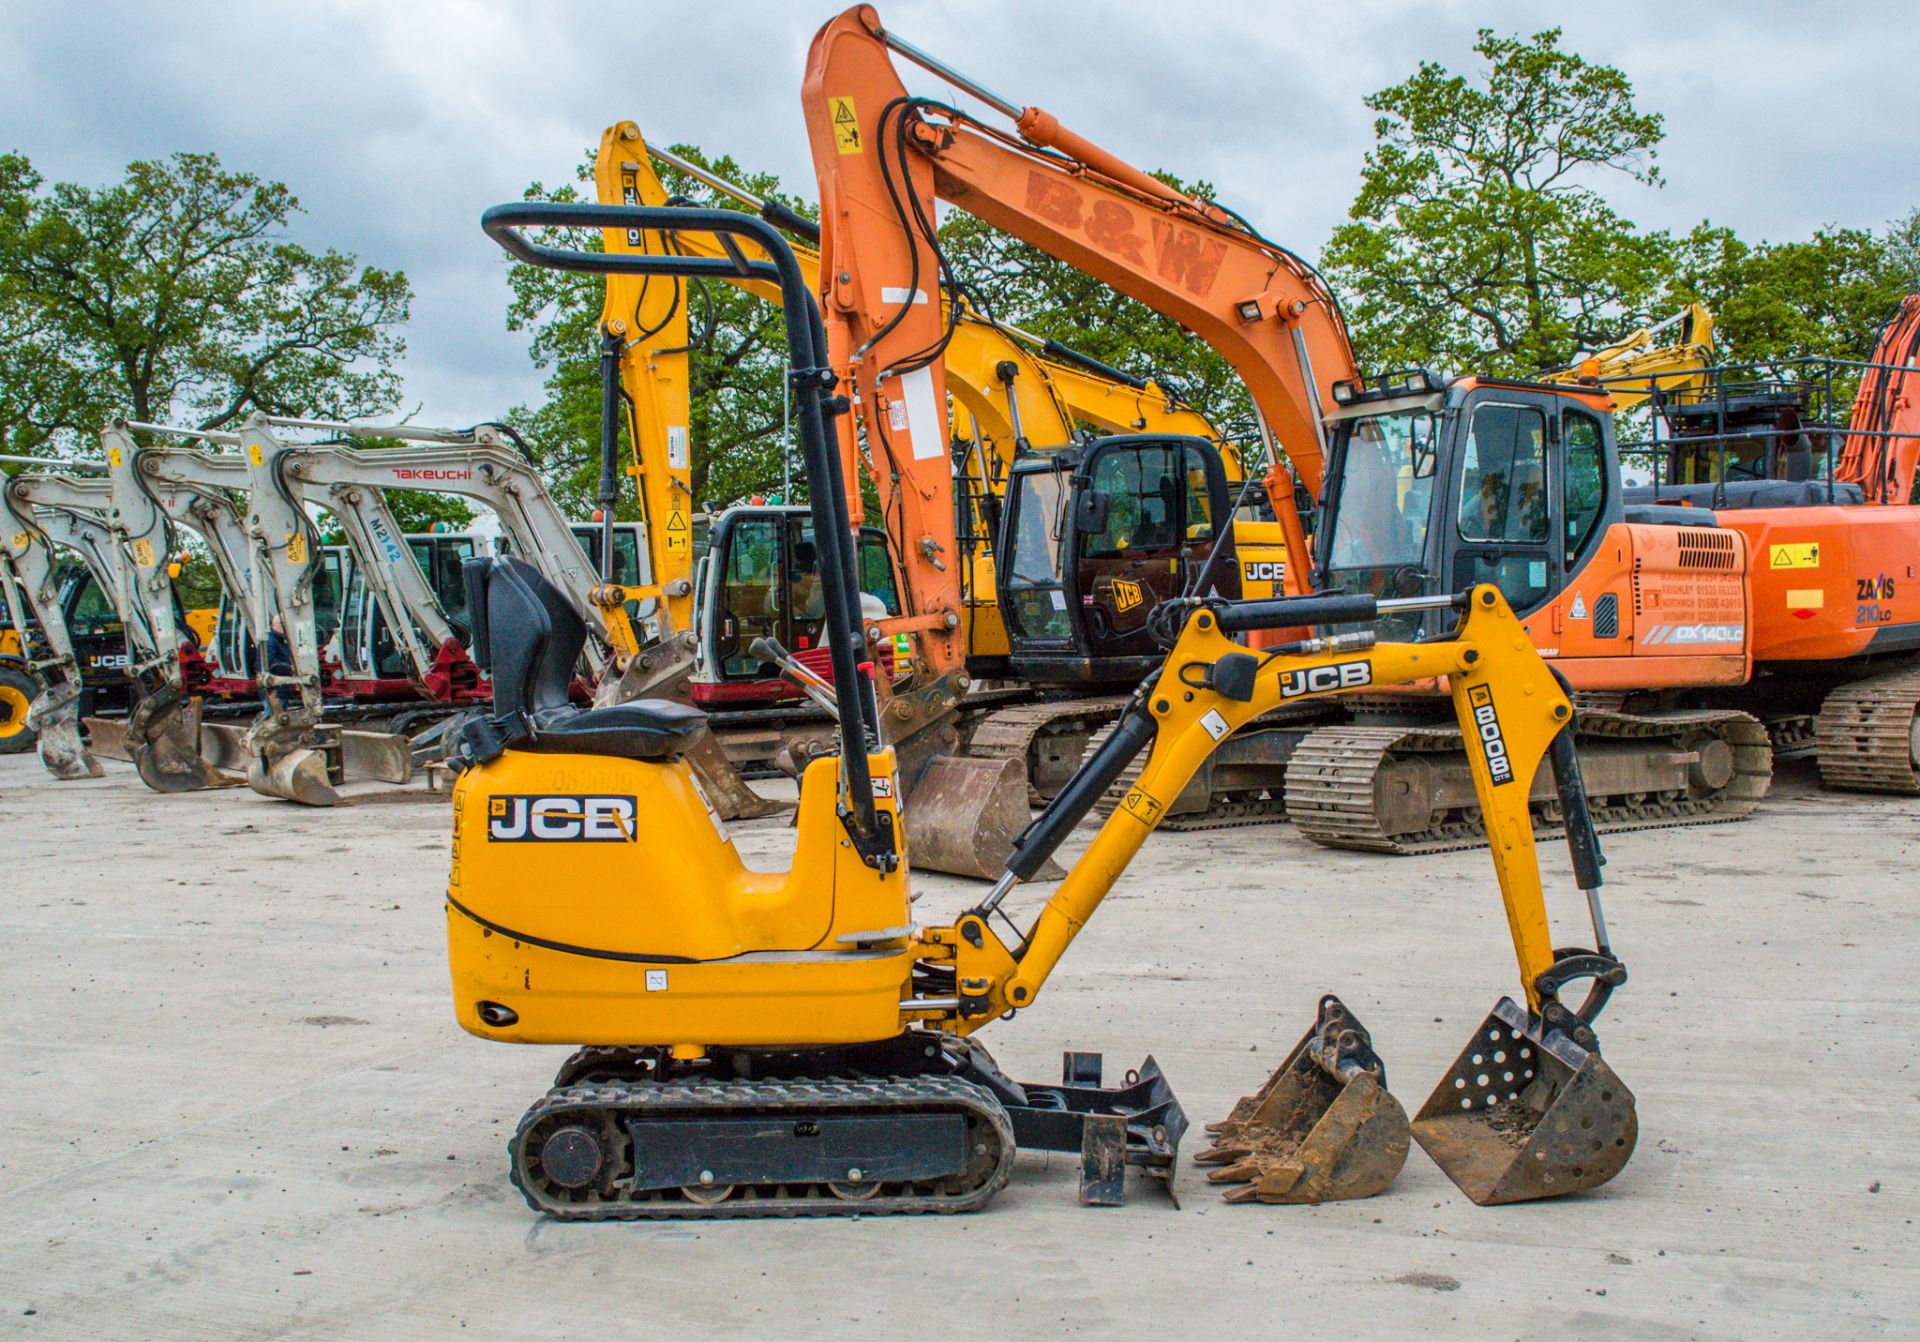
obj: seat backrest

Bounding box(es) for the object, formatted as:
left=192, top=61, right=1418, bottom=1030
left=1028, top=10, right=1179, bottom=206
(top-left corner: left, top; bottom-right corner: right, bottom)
left=464, top=556, right=585, bottom=721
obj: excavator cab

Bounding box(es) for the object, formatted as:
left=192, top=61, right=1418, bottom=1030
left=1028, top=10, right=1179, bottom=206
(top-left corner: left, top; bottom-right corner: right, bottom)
left=1315, top=373, right=1626, bottom=643
left=997, top=434, right=1237, bottom=685
left=693, top=505, right=901, bottom=707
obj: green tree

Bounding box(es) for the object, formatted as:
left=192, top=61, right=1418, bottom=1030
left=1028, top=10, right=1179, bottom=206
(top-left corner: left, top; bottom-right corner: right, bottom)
left=1321, top=29, right=1673, bottom=376
left=1663, top=221, right=1911, bottom=363
left=0, top=150, right=411, bottom=459
left=503, top=145, right=813, bottom=517
left=1878, top=206, right=1919, bottom=296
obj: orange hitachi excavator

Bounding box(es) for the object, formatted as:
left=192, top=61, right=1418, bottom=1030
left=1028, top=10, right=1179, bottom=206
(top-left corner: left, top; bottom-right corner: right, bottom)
left=1610, top=294, right=1920, bottom=791
left=800, top=6, right=1770, bottom=848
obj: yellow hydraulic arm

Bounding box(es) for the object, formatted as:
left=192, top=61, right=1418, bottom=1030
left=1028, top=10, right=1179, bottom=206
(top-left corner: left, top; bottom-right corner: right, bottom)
left=1546, top=302, right=1717, bottom=410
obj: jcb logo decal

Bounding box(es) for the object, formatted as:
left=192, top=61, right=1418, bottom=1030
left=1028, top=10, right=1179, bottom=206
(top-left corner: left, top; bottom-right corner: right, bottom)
left=1242, top=560, right=1285, bottom=584
left=487, top=794, right=638, bottom=842
left=1111, top=578, right=1144, bottom=613
left=1466, top=685, right=1514, bottom=786
left=1278, top=660, right=1372, bottom=699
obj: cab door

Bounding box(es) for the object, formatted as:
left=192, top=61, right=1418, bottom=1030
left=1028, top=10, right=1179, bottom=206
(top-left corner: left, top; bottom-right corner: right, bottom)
left=1444, top=394, right=1557, bottom=614
left=1073, top=438, right=1232, bottom=664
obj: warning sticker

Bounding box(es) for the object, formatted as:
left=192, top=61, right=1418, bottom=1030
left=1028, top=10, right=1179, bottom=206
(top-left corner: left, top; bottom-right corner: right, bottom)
left=1786, top=588, right=1824, bottom=609
left=1121, top=787, right=1164, bottom=827
left=287, top=532, right=307, bottom=565
left=247, top=443, right=264, bottom=466
left=830, top=96, right=862, bottom=154
left=1199, top=708, right=1230, bottom=741
left=107, top=446, right=123, bottom=468
left=131, top=539, right=154, bottom=568
left=1770, top=542, right=1821, bottom=570
left=667, top=425, right=688, bottom=470
left=9, top=532, right=28, bottom=553
left=666, top=509, right=689, bottom=553
left=1569, top=593, right=1588, bottom=620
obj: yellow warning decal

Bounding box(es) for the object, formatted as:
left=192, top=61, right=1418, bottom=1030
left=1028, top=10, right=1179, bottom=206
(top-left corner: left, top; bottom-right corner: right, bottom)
left=1121, top=786, right=1163, bottom=827
left=248, top=443, right=264, bottom=466
left=1769, top=542, right=1820, bottom=570
left=830, top=97, right=862, bottom=154
left=665, top=509, right=690, bottom=552
left=108, top=446, right=123, bottom=467
left=1111, top=578, right=1144, bottom=613
left=9, top=531, right=28, bottom=553
left=287, top=532, right=307, bottom=564
left=131, top=539, right=154, bottom=568
left=1786, top=588, right=1824, bottom=609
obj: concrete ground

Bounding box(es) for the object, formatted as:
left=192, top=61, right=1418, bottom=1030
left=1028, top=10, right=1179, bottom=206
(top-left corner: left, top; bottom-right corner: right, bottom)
left=0, top=749, right=1914, bottom=1341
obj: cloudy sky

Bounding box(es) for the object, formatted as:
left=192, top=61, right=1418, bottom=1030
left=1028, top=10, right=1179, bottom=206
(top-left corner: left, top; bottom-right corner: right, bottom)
left=4, top=1, right=1914, bottom=426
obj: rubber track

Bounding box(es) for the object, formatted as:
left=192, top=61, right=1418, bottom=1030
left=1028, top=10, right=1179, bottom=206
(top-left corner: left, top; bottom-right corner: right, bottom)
left=508, top=1073, right=1015, bottom=1220
left=966, top=696, right=1130, bottom=802
left=1815, top=668, right=1920, bottom=793
left=1285, top=707, right=1773, bottom=855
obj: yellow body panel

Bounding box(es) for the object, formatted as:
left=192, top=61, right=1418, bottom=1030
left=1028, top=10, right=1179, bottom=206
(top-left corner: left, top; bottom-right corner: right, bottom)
left=0, top=628, right=21, bottom=659
left=446, top=587, right=1576, bottom=1058
left=182, top=607, right=218, bottom=648
left=447, top=749, right=912, bottom=1047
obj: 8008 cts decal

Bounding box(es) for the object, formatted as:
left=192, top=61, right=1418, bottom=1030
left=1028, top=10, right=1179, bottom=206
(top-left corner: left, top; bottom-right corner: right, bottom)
left=487, top=794, right=637, bottom=842
left=1465, top=685, right=1514, bottom=785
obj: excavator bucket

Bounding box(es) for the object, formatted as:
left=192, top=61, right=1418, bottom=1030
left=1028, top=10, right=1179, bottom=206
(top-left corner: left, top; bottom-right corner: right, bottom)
left=244, top=715, right=341, bottom=807
left=123, top=685, right=242, bottom=793
left=27, top=685, right=103, bottom=780
left=1412, top=996, right=1638, bottom=1205
left=905, top=753, right=1064, bottom=882
left=1195, top=995, right=1410, bottom=1204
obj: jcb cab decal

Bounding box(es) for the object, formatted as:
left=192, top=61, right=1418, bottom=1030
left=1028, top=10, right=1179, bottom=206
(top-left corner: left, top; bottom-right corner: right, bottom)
left=487, top=794, right=638, bottom=842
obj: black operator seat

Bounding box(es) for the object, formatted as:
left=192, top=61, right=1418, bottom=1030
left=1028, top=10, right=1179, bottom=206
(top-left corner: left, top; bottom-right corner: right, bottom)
left=461, top=555, right=706, bottom=762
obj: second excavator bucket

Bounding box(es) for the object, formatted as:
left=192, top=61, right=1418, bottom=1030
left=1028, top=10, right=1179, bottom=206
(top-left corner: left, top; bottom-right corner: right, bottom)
left=245, top=714, right=341, bottom=806
left=124, top=685, right=242, bottom=792
left=1412, top=996, right=1638, bottom=1206
left=27, top=685, right=102, bottom=780
left=905, top=753, right=1064, bottom=882
left=1196, top=995, right=1410, bottom=1204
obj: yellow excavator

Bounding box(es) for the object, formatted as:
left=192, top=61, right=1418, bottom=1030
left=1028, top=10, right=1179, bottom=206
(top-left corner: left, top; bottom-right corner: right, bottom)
left=456, top=199, right=1640, bottom=1217
left=1545, top=303, right=1718, bottom=410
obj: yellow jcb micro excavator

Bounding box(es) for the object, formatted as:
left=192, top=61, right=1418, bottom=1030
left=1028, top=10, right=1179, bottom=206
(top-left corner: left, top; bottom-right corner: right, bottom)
left=449, top=201, right=1640, bottom=1217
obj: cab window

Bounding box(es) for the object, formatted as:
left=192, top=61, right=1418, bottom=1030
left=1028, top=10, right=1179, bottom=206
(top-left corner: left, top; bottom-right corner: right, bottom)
left=856, top=532, right=900, bottom=615
left=1084, top=445, right=1178, bottom=558
left=1182, top=444, right=1216, bottom=542
left=1563, top=410, right=1607, bottom=555
left=1457, top=405, right=1548, bottom=543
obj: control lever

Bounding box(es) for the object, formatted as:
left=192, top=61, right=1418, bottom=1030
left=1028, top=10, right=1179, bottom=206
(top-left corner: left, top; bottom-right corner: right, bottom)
left=749, top=636, right=840, bottom=720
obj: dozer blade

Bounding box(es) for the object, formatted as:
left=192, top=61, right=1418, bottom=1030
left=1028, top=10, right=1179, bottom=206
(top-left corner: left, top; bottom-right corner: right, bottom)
left=124, top=687, right=243, bottom=793
left=1195, top=994, right=1409, bottom=1204
left=82, top=715, right=132, bottom=762
left=684, top=728, right=788, bottom=820
left=905, top=753, right=1064, bottom=882
left=339, top=729, right=412, bottom=785
left=244, top=715, right=341, bottom=806
left=29, top=688, right=102, bottom=780
left=1412, top=996, right=1637, bottom=1205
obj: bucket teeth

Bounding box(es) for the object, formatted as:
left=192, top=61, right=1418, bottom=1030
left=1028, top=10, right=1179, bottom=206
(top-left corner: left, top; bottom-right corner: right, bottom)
left=1412, top=996, right=1638, bottom=1206
left=1198, top=994, right=1410, bottom=1204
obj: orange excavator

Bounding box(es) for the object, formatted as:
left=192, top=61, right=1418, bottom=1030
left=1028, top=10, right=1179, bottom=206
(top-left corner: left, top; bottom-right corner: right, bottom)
left=800, top=6, right=1770, bottom=848
left=1609, top=294, right=1920, bottom=791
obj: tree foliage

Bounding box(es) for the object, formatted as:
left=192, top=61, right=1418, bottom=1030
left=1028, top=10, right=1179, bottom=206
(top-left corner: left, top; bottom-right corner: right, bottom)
left=1322, top=29, right=1672, bottom=376
left=1663, top=221, right=1912, bottom=364
left=0, top=150, right=411, bottom=459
